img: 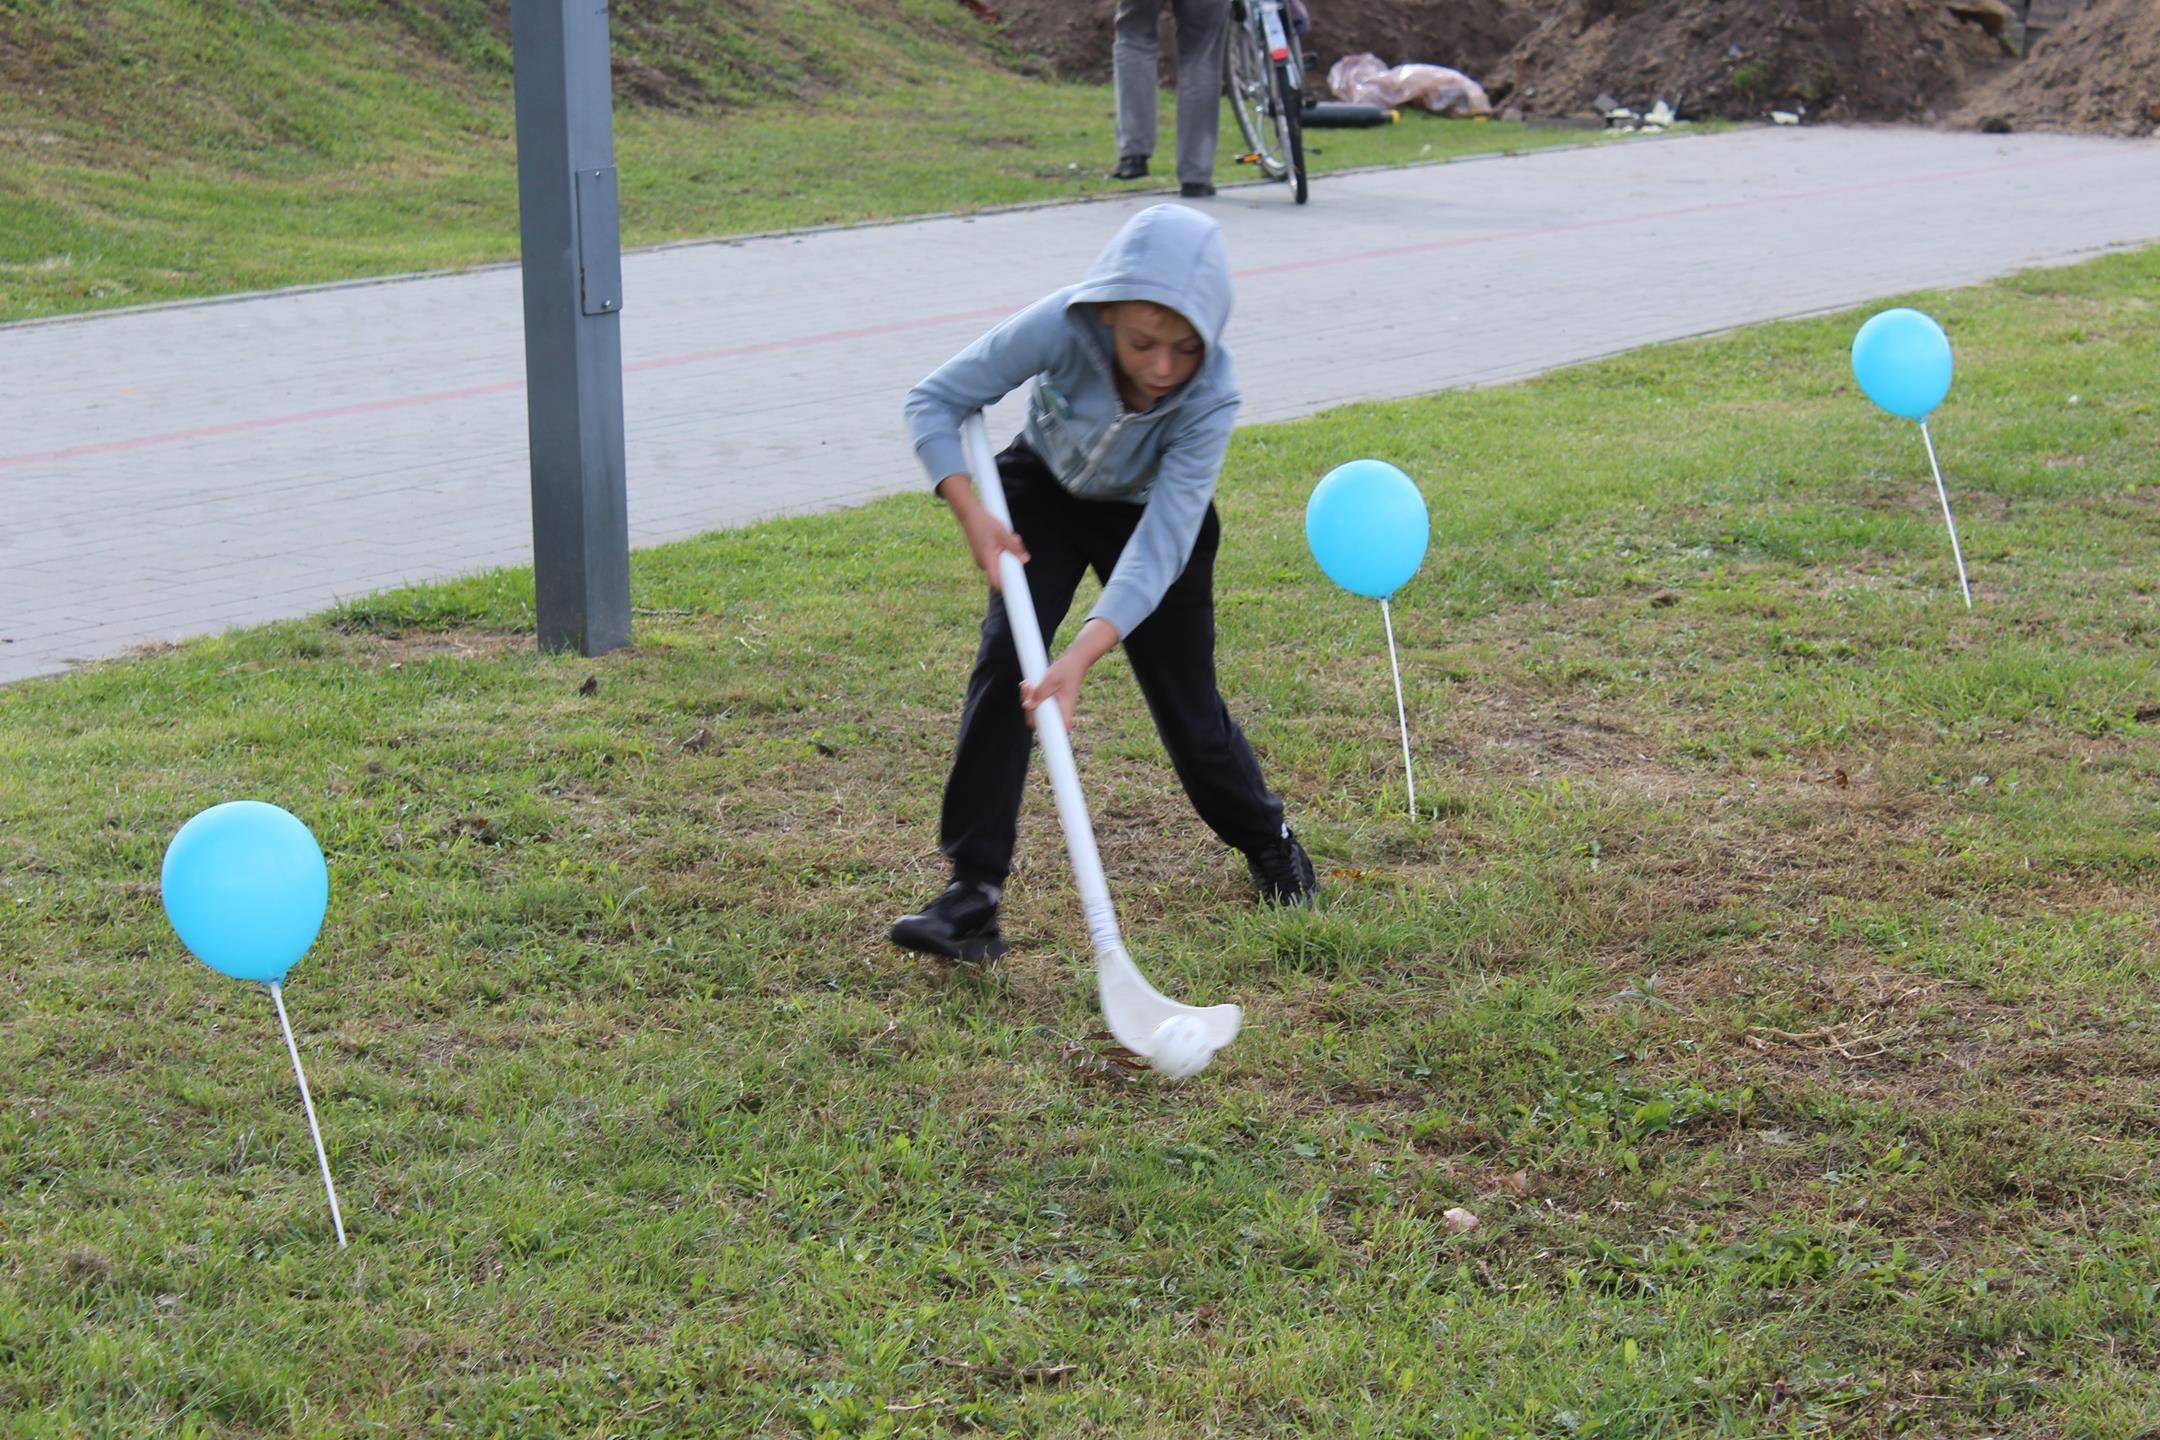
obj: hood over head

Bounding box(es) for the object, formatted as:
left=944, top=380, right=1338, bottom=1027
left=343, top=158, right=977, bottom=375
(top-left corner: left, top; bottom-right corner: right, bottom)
left=1066, top=204, right=1233, bottom=360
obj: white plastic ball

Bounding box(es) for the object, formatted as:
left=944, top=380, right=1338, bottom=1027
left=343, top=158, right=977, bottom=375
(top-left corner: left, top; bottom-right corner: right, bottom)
left=1149, top=1015, right=1216, bottom=1080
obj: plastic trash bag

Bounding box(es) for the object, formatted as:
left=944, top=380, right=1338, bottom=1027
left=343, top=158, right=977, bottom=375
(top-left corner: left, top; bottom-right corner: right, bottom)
left=1327, top=52, right=1492, bottom=117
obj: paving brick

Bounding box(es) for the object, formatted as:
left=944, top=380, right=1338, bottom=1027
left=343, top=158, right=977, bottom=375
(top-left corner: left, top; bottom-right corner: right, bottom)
left=7, top=127, right=2160, bottom=686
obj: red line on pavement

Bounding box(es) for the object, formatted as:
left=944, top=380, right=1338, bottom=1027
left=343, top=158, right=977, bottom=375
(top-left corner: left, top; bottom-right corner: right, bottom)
left=0, top=380, right=525, bottom=471
left=1233, top=155, right=2051, bottom=278
left=0, top=305, right=1015, bottom=471
left=618, top=304, right=1017, bottom=377
left=0, top=154, right=2056, bottom=472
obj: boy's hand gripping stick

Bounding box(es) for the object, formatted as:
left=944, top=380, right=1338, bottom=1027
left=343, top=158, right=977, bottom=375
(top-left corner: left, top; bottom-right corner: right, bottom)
left=961, top=414, right=1241, bottom=1078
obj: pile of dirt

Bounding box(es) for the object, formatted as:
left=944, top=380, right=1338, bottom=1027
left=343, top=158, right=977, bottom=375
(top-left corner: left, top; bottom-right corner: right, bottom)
left=1955, top=0, right=2160, bottom=134
left=990, top=0, right=1534, bottom=85
left=989, top=0, right=2154, bottom=136
left=1481, top=0, right=2010, bottom=123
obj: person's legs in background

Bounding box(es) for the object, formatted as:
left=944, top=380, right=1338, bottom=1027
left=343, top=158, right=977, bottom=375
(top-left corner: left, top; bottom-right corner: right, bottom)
left=1170, top=0, right=1229, bottom=194
left=1111, top=0, right=1163, bottom=180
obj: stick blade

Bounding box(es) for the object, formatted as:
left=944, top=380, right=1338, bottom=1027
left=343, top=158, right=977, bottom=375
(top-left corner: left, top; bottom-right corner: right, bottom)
left=1098, top=942, right=1242, bottom=1055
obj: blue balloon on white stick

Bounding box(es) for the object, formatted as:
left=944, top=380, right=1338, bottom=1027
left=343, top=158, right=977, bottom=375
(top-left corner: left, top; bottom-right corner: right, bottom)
left=161, top=801, right=328, bottom=982
left=1851, top=307, right=1953, bottom=421
left=160, top=800, right=347, bottom=1245
left=1850, top=307, right=1973, bottom=607
left=1305, top=459, right=1431, bottom=819
left=1305, top=459, right=1430, bottom=601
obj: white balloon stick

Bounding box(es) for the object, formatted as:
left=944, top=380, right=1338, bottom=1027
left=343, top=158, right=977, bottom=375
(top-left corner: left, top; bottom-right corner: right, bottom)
left=270, top=981, right=347, bottom=1247
left=1918, top=420, right=1973, bottom=610
left=1380, top=598, right=1417, bottom=819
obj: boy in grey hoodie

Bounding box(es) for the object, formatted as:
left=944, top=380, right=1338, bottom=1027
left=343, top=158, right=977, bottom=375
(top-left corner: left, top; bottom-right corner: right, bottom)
left=892, top=204, right=1315, bottom=962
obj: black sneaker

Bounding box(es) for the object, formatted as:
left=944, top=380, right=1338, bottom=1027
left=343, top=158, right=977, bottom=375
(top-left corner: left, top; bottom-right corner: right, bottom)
left=889, top=880, right=1009, bottom=961
left=1245, top=825, right=1317, bottom=906
left=1110, top=155, right=1149, bottom=181
left=1179, top=180, right=1216, bottom=199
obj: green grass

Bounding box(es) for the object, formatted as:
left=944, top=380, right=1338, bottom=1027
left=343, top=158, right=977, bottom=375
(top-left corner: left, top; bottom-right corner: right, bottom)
left=6, top=242, right=2159, bottom=1434
left=0, top=0, right=1621, bottom=322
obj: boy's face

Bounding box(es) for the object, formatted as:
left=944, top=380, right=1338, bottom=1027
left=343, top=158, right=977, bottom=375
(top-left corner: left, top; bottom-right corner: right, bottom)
left=1102, top=302, right=1204, bottom=406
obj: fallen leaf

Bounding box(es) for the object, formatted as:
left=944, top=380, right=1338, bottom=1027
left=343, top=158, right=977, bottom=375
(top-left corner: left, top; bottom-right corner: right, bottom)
left=1495, top=1170, right=1531, bottom=1197
left=1833, top=767, right=1850, bottom=789
left=1061, top=1038, right=1143, bottom=1085
left=1084, top=1030, right=1145, bottom=1060
left=1443, top=1206, right=1481, bottom=1234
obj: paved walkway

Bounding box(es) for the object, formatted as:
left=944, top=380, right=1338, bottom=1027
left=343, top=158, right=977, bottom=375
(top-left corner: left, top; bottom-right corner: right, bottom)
left=7, top=126, right=2160, bottom=685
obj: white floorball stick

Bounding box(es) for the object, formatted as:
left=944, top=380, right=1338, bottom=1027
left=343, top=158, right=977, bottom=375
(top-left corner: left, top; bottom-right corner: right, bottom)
left=961, top=413, right=1241, bottom=1078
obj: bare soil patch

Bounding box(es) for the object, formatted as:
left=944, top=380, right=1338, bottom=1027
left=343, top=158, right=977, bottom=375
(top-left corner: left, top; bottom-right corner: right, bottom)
left=1482, top=0, right=2009, bottom=122
left=1956, top=0, right=2160, bottom=135
left=356, top=630, right=534, bottom=665
left=992, top=0, right=2153, bottom=135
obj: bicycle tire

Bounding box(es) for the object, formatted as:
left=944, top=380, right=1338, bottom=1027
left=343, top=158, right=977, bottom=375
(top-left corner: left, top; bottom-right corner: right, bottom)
left=1276, top=60, right=1308, bottom=204
left=1224, top=8, right=1288, bottom=180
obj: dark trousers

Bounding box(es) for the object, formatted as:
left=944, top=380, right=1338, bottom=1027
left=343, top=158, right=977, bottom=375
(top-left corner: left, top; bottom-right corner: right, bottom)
left=941, top=442, right=1286, bottom=885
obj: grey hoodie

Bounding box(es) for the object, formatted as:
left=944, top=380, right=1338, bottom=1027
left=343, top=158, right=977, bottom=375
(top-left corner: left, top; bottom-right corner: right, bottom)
left=904, top=204, right=1239, bottom=639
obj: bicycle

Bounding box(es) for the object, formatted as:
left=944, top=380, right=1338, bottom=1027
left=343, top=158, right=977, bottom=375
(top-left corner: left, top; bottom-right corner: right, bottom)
left=1224, top=0, right=1307, bottom=204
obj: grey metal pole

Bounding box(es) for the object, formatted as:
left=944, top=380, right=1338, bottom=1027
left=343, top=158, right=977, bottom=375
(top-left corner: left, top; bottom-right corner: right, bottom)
left=511, top=0, right=631, bottom=657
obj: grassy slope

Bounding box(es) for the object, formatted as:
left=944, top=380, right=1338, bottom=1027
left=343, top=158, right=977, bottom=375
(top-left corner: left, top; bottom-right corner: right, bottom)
left=0, top=0, right=1615, bottom=323
left=2, top=246, right=2156, bottom=1435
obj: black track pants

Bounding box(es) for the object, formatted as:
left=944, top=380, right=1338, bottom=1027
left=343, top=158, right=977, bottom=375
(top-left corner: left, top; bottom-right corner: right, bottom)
left=939, top=441, right=1287, bottom=885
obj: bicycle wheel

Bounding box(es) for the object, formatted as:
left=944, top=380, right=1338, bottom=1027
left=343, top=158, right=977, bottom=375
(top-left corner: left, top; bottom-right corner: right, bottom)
left=1275, top=60, right=1308, bottom=204
left=1224, top=8, right=1289, bottom=180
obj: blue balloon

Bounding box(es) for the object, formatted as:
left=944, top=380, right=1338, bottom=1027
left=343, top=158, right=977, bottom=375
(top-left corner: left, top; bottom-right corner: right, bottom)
left=1851, top=308, right=1953, bottom=420
left=161, top=802, right=328, bottom=983
left=1305, top=459, right=1430, bottom=599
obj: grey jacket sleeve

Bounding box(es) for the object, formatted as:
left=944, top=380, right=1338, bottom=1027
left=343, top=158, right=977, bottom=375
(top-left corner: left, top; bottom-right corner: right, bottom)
left=1087, top=394, right=1238, bottom=638
left=903, top=292, right=1071, bottom=487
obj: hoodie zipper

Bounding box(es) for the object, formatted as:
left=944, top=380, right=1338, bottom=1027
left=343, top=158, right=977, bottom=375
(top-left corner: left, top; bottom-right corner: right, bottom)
left=1070, top=324, right=1139, bottom=495
left=1075, top=413, right=1130, bottom=495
